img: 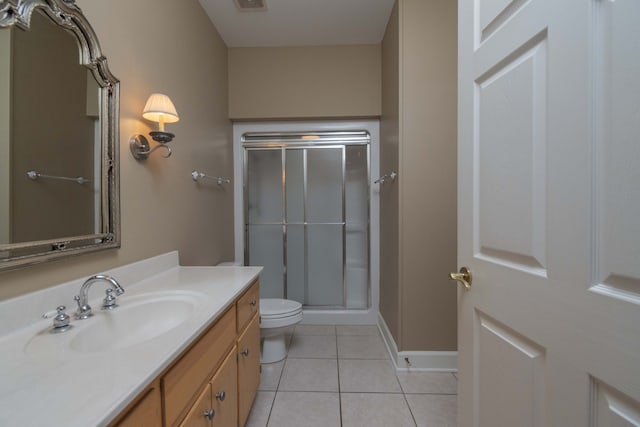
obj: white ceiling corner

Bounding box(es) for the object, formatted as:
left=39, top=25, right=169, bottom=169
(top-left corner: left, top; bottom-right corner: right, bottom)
left=198, top=0, right=396, bottom=47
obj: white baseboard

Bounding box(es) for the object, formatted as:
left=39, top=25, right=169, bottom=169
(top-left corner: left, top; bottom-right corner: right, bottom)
left=377, top=313, right=458, bottom=372
left=301, top=308, right=378, bottom=325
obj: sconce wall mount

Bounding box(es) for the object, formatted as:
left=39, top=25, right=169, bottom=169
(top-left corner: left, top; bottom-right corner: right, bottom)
left=130, top=134, right=172, bottom=160
left=130, top=93, right=179, bottom=160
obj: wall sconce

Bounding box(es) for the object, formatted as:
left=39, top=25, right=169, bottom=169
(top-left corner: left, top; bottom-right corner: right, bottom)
left=130, top=93, right=180, bottom=160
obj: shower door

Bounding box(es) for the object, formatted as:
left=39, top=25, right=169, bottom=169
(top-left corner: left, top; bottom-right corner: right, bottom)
left=244, top=133, right=369, bottom=309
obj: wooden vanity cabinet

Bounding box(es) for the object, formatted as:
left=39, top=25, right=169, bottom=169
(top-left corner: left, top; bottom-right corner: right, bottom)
left=179, top=347, right=238, bottom=427
left=111, top=279, right=260, bottom=427
left=111, top=380, right=162, bottom=427
left=210, top=346, right=239, bottom=426
left=164, top=306, right=237, bottom=427
left=236, top=280, right=260, bottom=426
left=237, top=313, right=260, bottom=427
left=236, top=281, right=259, bottom=328
left=179, top=382, right=212, bottom=427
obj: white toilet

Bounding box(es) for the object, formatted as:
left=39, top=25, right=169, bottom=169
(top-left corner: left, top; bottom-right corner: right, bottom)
left=260, top=298, right=303, bottom=363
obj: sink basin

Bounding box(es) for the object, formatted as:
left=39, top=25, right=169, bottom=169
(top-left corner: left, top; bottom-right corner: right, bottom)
left=25, top=291, right=203, bottom=357
left=69, top=292, right=199, bottom=353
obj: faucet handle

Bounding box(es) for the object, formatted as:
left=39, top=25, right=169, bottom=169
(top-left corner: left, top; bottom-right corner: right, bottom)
left=50, top=306, right=72, bottom=334
left=102, top=288, right=119, bottom=310
left=74, top=295, right=93, bottom=319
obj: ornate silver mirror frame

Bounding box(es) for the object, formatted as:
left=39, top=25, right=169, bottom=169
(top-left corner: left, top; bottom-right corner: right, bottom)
left=0, top=0, right=120, bottom=270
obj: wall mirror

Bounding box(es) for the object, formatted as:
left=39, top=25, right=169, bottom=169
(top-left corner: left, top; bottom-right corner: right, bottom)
left=0, top=0, right=120, bottom=271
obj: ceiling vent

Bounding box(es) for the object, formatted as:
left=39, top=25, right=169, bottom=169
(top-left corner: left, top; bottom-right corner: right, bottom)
left=234, top=0, right=267, bottom=11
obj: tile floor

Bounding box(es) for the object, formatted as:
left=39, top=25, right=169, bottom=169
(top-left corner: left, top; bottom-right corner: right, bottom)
left=245, top=324, right=457, bottom=427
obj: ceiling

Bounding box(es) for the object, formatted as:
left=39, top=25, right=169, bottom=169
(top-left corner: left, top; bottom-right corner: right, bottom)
left=198, top=0, right=396, bottom=48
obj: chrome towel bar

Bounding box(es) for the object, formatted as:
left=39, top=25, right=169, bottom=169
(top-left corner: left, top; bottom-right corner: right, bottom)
left=374, top=171, right=397, bottom=185
left=26, top=170, right=91, bottom=185
left=191, top=170, right=231, bottom=185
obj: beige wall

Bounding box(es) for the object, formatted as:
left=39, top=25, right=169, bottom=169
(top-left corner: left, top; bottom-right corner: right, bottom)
left=400, top=0, right=457, bottom=351
left=228, top=45, right=381, bottom=120
left=0, top=29, right=10, bottom=245
left=380, top=1, right=401, bottom=345
left=380, top=0, right=458, bottom=351
left=0, top=0, right=233, bottom=300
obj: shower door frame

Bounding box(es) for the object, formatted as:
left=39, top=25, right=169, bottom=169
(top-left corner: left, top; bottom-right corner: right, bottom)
left=243, top=132, right=370, bottom=310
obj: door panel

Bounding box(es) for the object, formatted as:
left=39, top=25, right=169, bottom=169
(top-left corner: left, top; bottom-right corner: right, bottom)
left=592, top=379, right=640, bottom=427
left=306, top=224, right=344, bottom=306
left=246, top=149, right=283, bottom=224
left=285, top=224, right=305, bottom=303
left=345, top=145, right=369, bottom=309
left=476, top=312, right=545, bottom=427
left=592, top=0, right=640, bottom=304
left=475, top=34, right=547, bottom=274
left=247, top=225, right=284, bottom=299
left=306, top=147, right=343, bottom=224
left=458, top=0, right=640, bottom=425
left=478, top=0, right=531, bottom=44
left=285, top=149, right=305, bottom=223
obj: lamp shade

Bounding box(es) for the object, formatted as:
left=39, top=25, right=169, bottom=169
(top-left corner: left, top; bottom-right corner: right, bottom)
left=142, top=93, right=179, bottom=125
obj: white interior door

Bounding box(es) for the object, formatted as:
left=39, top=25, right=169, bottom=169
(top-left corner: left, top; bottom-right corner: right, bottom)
left=457, top=0, right=640, bottom=425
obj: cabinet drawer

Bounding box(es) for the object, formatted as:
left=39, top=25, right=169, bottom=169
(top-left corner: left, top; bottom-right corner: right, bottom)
left=236, top=280, right=259, bottom=332
left=163, top=306, right=236, bottom=427
left=210, top=345, right=238, bottom=427
left=237, top=313, right=260, bottom=427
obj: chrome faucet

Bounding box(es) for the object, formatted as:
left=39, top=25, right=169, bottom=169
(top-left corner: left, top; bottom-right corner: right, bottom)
left=74, top=274, right=125, bottom=319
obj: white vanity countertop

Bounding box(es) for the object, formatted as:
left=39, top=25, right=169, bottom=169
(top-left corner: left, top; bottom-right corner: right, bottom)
left=0, top=252, right=261, bottom=427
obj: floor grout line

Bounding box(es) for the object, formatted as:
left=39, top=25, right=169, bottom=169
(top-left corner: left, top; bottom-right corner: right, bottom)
left=402, top=388, right=420, bottom=427
left=255, top=324, right=457, bottom=427
left=263, top=390, right=276, bottom=427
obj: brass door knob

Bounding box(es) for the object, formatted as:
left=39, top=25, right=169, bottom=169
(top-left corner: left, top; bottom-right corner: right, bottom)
left=449, top=267, right=472, bottom=289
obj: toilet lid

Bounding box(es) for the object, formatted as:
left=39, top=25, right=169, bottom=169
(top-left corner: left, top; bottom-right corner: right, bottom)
left=261, top=298, right=302, bottom=317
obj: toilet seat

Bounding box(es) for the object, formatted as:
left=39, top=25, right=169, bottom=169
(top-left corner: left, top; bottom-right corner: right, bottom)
left=261, top=311, right=303, bottom=328
left=260, top=298, right=302, bottom=318
left=262, top=311, right=302, bottom=320
left=260, top=299, right=302, bottom=329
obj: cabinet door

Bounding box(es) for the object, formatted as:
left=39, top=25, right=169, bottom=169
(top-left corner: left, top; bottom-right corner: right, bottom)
left=179, top=384, right=212, bottom=427
left=164, top=307, right=236, bottom=427
left=112, top=381, right=161, bottom=427
left=237, top=314, right=260, bottom=427
left=211, top=346, right=238, bottom=427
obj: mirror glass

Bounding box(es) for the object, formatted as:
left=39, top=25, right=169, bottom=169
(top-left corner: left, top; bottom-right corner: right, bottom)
left=0, top=1, right=120, bottom=270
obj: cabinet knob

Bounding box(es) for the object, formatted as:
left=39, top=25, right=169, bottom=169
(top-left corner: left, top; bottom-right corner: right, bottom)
left=203, top=409, right=215, bottom=420
left=249, top=299, right=257, bottom=306
left=241, top=348, right=250, bottom=357
left=215, top=391, right=226, bottom=402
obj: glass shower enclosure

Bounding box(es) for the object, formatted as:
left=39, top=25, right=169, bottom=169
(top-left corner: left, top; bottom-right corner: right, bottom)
left=244, top=131, right=370, bottom=309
